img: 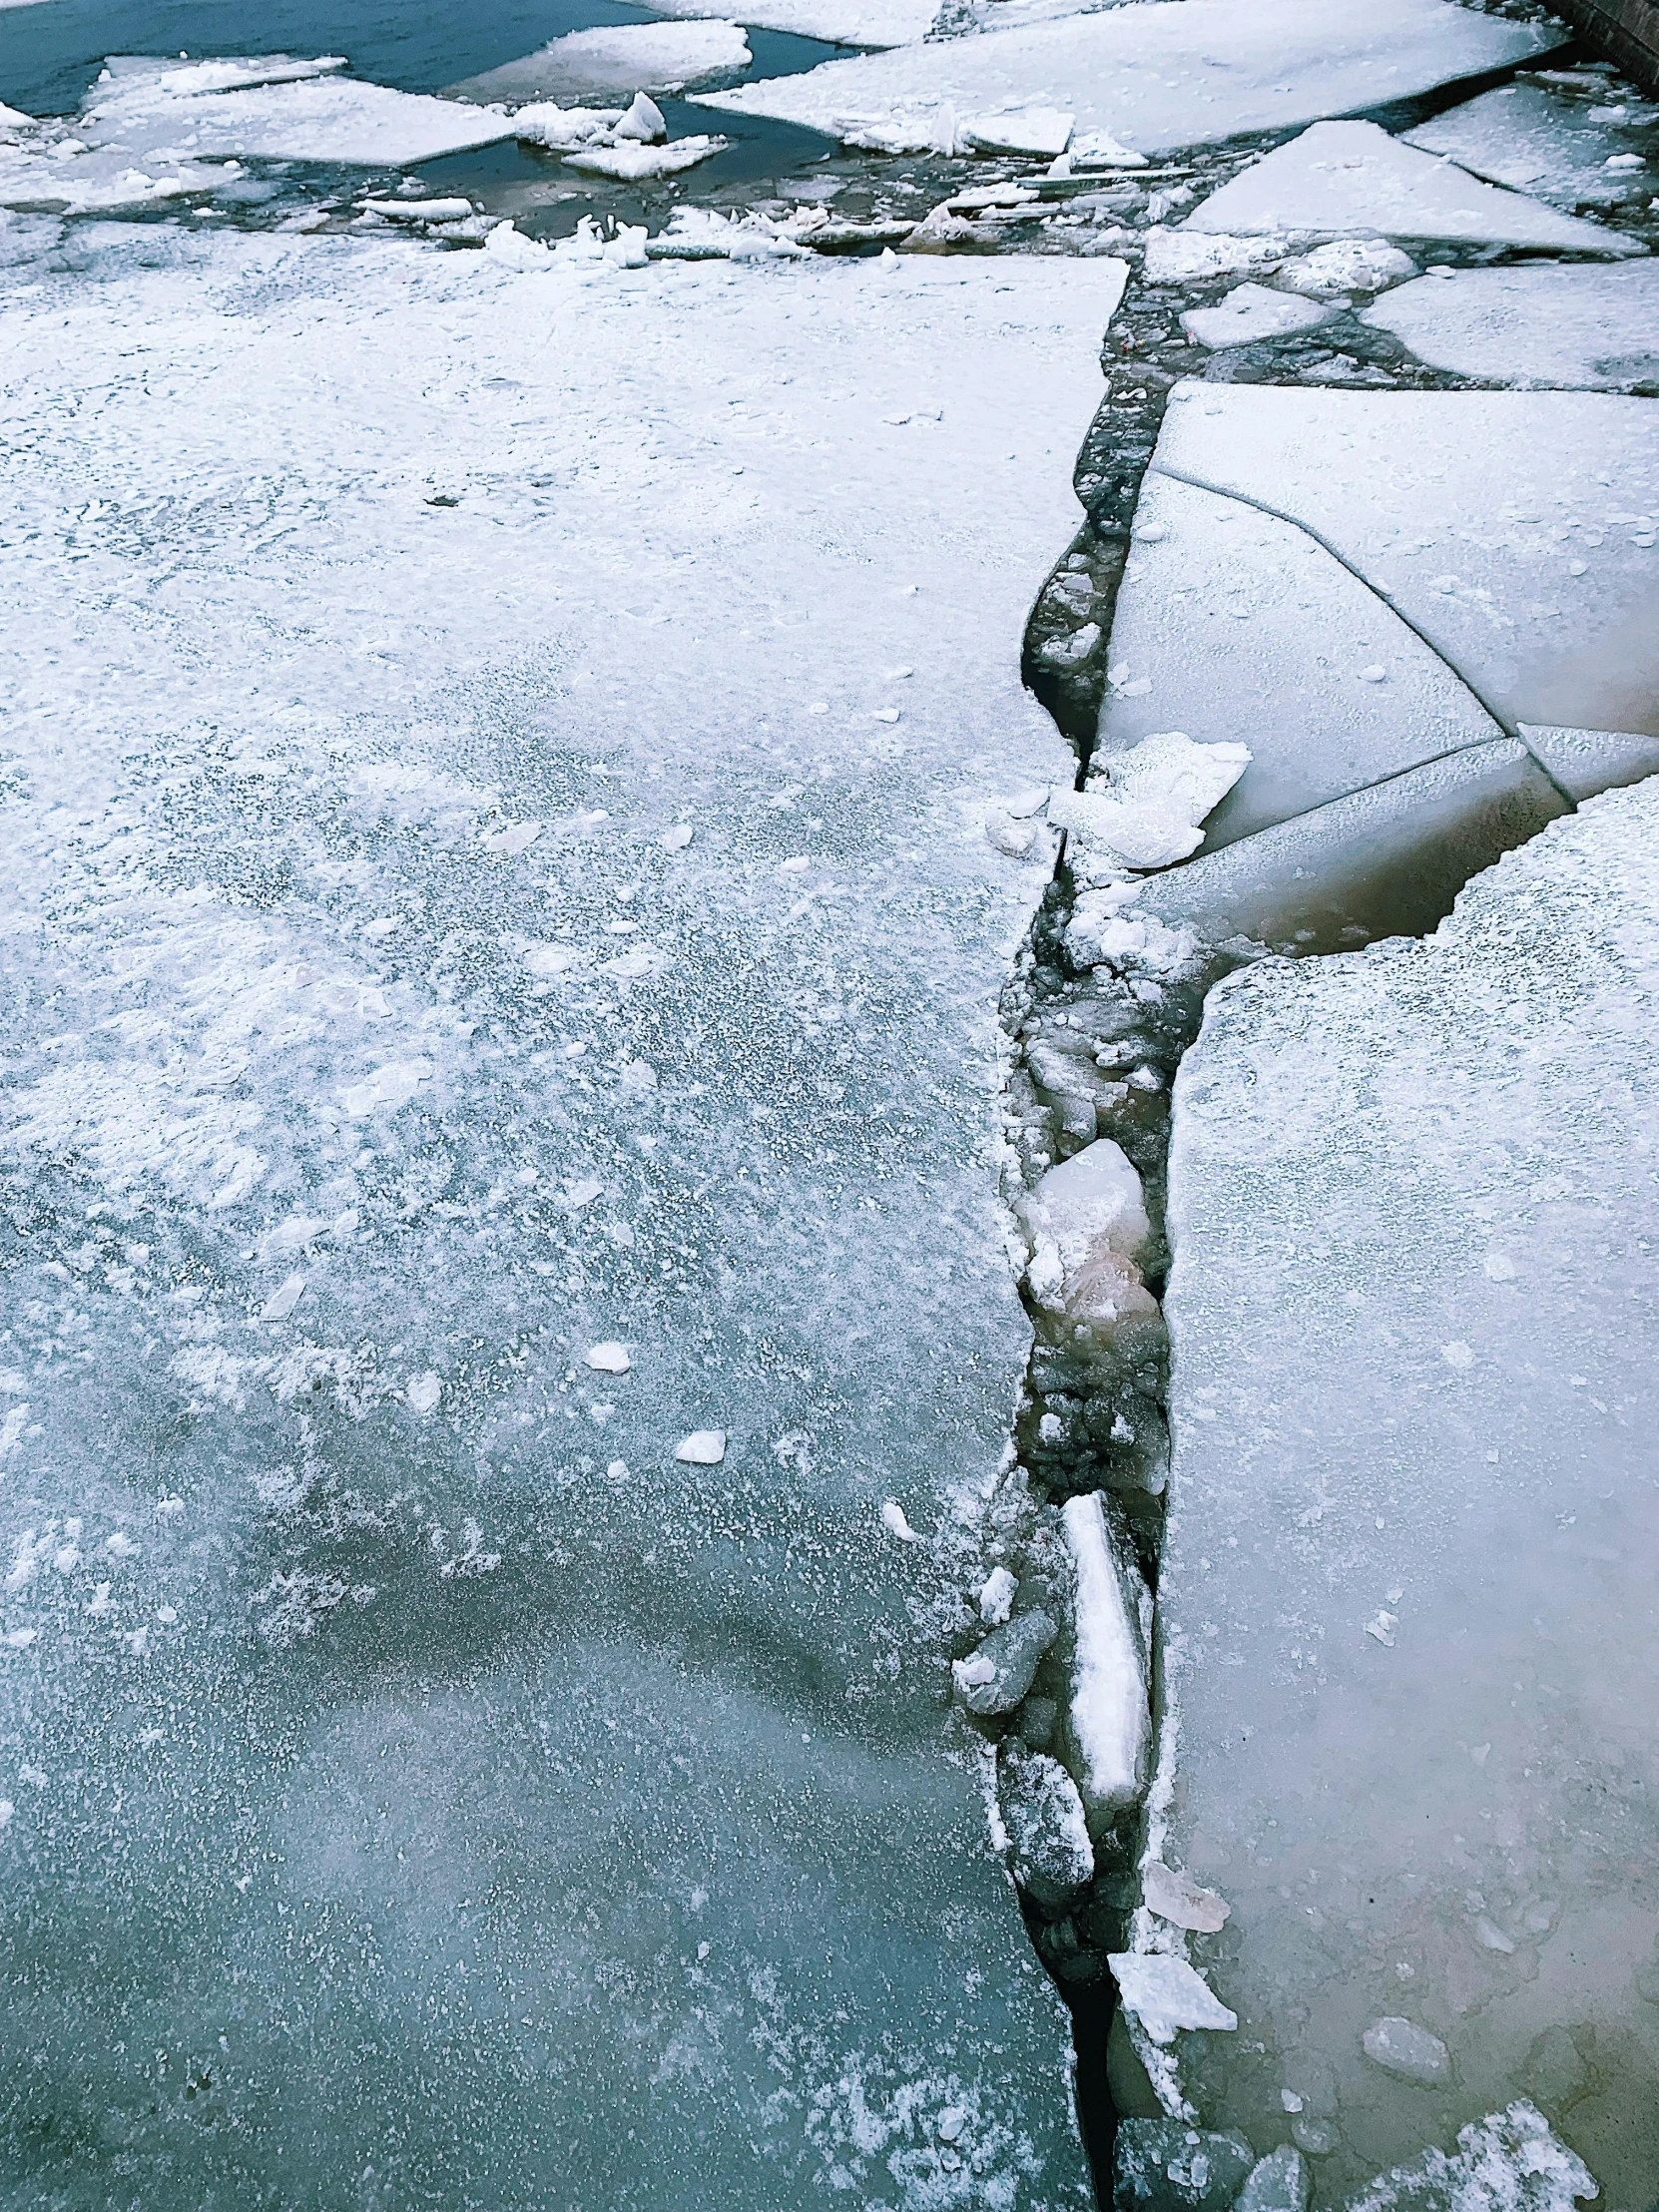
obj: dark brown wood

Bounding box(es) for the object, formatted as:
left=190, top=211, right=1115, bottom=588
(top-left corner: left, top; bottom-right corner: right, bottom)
left=1552, top=0, right=1659, bottom=91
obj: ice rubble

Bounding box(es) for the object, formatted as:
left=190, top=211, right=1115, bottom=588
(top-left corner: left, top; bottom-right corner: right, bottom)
left=1403, top=80, right=1657, bottom=209
left=1181, top=121, right=1641, bottom=255
left=1365, top=263, right=1659, bottom=390
left=448, top=21, right=753, bottom=105
left=1140, top=779, right=1659, bottom=2202
left=0, top=222, right=1135, bottom=2208
left=696, top=0, right=1558, bottom=159
left=76, top=52, right=517, bottom=166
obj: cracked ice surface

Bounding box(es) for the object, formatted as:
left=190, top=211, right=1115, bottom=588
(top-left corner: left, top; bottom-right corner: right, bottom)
left=1150, top=779, right=1659, bottom=2202
left=0, top=226, right=1129, bottom=2208
left=697, top=0, right=1558, bottom=158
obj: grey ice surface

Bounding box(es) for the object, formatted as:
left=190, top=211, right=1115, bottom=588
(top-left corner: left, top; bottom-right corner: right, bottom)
left=1182, top=121, right=1640, bottom=255
left=1095, top=471, right=1504, bottom=849
left=1364, top=263, right=1659, bottom=390
left=1153, top=778, right=1659, bottom=2202
left=0, top=226, right=1125, bottom=2210
left=1149, top=383, right=1659, bottom=740
left=1402, top=81, right=1654, bottom=209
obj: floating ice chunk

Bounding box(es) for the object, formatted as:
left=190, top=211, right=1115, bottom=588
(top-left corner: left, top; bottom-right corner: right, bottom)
left=259, top=1274, right=306, bottom=1324
left=1365, top=263, right=1659, bottom=392
left=362, top=197, right=473, bottom=225
left=1054, top=731, right=1251, bottom=869
left=1363, top=2017, right=1452, bottom=2084
left=985, top=810, right=1038, bottom=858
left=1346, top=2101, right=1595, bottom=2212
left=997, top=1746, right=1094, bottom=1909
left=880, top=1499, right=919, bottom=1541
left=1113, top=2120, right=1255, bottom=2211
left=1109, top=1952, right=1238, bottom=2044
left=1183, top=120, right=1641, bottom=256
left=1406, top=82, right=1655, bottom=209
left=675, top=1428, right=727, bottom=1464
left=1061, top=1492, right=1150, bottom=1827
left=617, top=93, right=668, bottom=144
left=510, top=101, right=622, bottom=150
left=340, top=1058, right=432, bottom=1118
left=407, top=1373, right=441, bottom=1415
left=1278, top=238, right=1417, bottom=296
left=1071, top=128, right=1145, bottom=168
left=584, top=1342, right=631, bottom=1374
left=1142, top=228, right=1291, bottom=283
left=1235, top=2145, right=1310, bottom=2212
left=1142, top=1859, right=1230, bottom=1933
left=523, top=942, right=582, bottom=975
left=958, top=108, right=1073, bottom=158
left=1180, top=281, right=1338, bottom=350
left=979, top=1565, right=1016, bottom=1625
left=952, top=1609, right=1057, bottom=1715
left=565, top=136, right=728, bottom=180
left=638, top=0, right=937, bottom=45
left=1018, top=1139, right=1155, bottom=1338
left=452, top=22, right=751, bottom=104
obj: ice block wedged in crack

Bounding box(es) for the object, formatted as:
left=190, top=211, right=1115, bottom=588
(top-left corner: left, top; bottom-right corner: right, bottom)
left=1096, top=472, right=1505, bottom=850
left=1180, top=120, right=1642, bottom=255
left=1150, top=383, right=1659, bottom=741
left=448, top=20, right=753, bottom=104
left=1364, top=263, right=1659, bottom=392
left=1144, top=778, right=1659, bottom=2201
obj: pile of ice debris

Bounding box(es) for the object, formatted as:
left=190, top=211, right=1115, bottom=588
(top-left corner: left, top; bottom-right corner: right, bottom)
left=508, top=91, right=729, bottom=181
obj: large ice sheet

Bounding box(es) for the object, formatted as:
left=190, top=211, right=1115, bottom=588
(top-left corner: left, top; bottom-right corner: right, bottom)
left=1403, top=81, right=1655, bottom=209
left=1151, top=383, right=1659, bottom=740
left=77, top=53, right=516, bottom=165
left=1094, top=472, right=1503, bottom=849
left=450, top=21, right=754, bottom=105
left=695, top=0, right=1559, bottom=158
left=1364, top=263, right=1659, bottom=390
left=1148, top=779, right=1659, bottom=2202
left=0, top=225, right=1128, bottom=2209
left=1182, top=121, right=1639, bottom=255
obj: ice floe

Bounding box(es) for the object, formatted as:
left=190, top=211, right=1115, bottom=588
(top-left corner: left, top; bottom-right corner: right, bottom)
left=1365, top=261, right=1659, bottom=389
left=696, top=0, right=1558, bottom=159
left=1179, top=281, right=1338, bottom=349
left=1183, top=119, right=1643, bottom=254
left=449, top=21, right=753, bottom=104
left=1404, top=78, right=1656, bottom=208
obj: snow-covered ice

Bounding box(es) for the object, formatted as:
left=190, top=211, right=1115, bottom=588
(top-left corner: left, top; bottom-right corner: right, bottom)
left=696, top=0, right=1558, bottom=159
left=1060, top=1490, right=1151, bottom=1829
left=1365, top=262, right=1659, bottom=390
left=450, top=21, right=753, bottom=104
left=0, top=219, right=1129, bottom=2209
left=1147, top=779, right=1659, bottom=2200
left=1403, top=79, right=1656, bottom=208
left=1178, top=282, right=1339, bottom=350
left=648, top=0, right=941, bottom=43
left=1183, top=120, right=1641, bottom=255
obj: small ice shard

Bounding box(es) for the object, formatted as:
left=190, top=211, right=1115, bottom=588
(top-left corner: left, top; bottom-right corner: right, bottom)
left=1039, top=622, right=1100, bottom=668
left=1365, top=1610, right=1398, bottom=1646
left=880, top=1499, right=919, bottom=1542
left=936, top=2104, right=967, bottom=2142
left=1108, top=1952, right=1238, bottom=2044
left=481, top=821, right=541, bottom=853
left=340, top=1058, right=433, bottom=1118
left=407, top=1372, right=441, bottom=1414
left=675, top=1428, right=727, bottom=1464
left=260, top=1275, right=306, bottom=1324
left=1053, top=730, right=1251, bottom=869
left=1363, top=2015, right=1452, bottom=2084
left=1143, top=1859, right=1231, bottom=1934
left=998, top=1746, right=1094, bottom=1910
left=1062, top=1492, right=1150, bottom=1827
left=1280, top=238, right=1416, bottom=296
left=978, top=1565, right=1016, bottom=1625
left=483, top=220, right=553, bottom=270
left=616, top=92, right=667, bottom=143
left=1236, top=2145, right=1311, bottom=2212
left=5, top=1629, right=39, bottom=1649
left=951, top=1609, right=1057, bottom=1716
left=584, top=1342, right=631, bottom=1374
left=659, top=823, right=694, bottom=850
left=1181, top=282, right=1338, bottom=349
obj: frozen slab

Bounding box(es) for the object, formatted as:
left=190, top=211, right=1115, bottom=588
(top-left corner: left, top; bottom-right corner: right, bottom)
left=1403, top=81, right=1655, bottom=209
left=1148, top=777, right=1659, bottom=2202
left=1183, top=120, right=1641, bottom=254
left=1518, top=721, right=1659, bottom=797
left=1151, top=382, right=1659, bottom=740
left=76, top=53, right=516, bottom=166
left=1095, top=472, right=1505, bottom=850
left=695, top=0, right=1560, bottom=159
left=1364, top=262, right=1659, bottom=389
left=450, top=21, right=753, bottom=105
left=0, top=224, right=1129, bottom=2209
left=1179, top=282, right=1339, bottom=349
left=644, top=0, right=940, bottom=45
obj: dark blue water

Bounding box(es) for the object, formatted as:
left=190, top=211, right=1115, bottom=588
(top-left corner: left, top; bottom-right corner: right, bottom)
left=0, top=0, right=852, bottom=116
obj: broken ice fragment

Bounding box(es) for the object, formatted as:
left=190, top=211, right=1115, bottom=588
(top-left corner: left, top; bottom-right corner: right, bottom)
left=951, top=1609, right=1057, bottom=1716
left=958, top=108, right=1073, bottom=159
left=1142, top=1859, right=1230, bottom=1934
left=1108, top=1953, right=1238, bottom=2044
left=1017, top=1139, right=1155, bottom=1339
left=260, top=1274, right=306, bottom=1324
left=880, top=1499, right=919, bottom=1542
left=584, top=1342, right=631, bottom=1374
left=1062, top=1493, right=1150, bottom=1827
left=481, top=822, right=541, bottom=854
left=566, top=1179, right=604, bottom=1209
left=1055, top=730, right=1251, bottom=870
left=1362, top=2015, right=1451, bottom=2084
left=1112, top=2119, right=1254, bottom=2212
left=1279, top=238, right=1416, bottom=297
left=659, top=824, right=693, bottom=850
left=985, top=811, right=1038, bottom=859
left=1181, top=282, right=1337, bottom=350
left=998, top=1746, right=1094, bottom=1910
left=1365, top=1610, right=1398, bottom=1647
left=978, top=1565, right=1016, bottom=1625
left=616, top=92, right=667, bottom=143
left=406, top=1372, right=441, bottom=1414
left=675, top=1428, right=726, bottom=1465
left=1235, top=2145, right=1310, bottom=2212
